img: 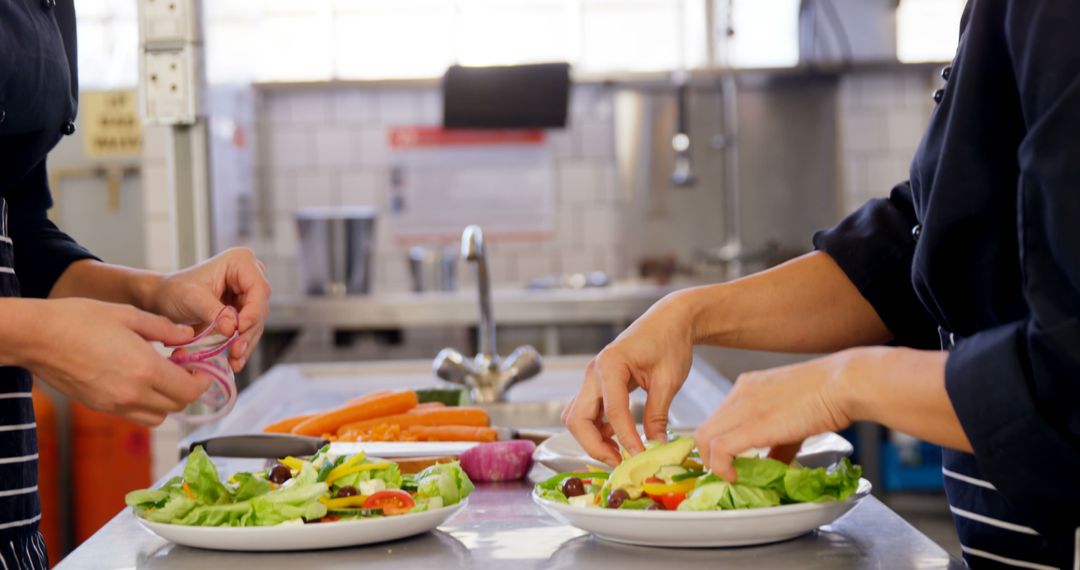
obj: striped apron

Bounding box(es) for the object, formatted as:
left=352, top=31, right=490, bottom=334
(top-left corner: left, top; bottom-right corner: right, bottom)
left=939, top=328, right=1078, bottom=570
left=0, top=198, right=50, bottom=569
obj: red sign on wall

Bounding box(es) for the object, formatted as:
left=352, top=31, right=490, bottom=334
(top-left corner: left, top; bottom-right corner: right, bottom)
left=388, top=126, right=545, bottom=149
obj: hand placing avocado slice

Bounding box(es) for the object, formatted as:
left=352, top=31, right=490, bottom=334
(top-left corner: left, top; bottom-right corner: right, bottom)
left=601, top=436, right=695, bottom=499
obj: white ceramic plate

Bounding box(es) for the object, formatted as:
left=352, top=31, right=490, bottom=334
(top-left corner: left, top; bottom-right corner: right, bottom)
left=534, top=430, right=854, bottom=473
left=533, top=480, right=870, bottom=548
left=325, top=441, right=480, bottom=458
left=136, top=500, right=467, bottom=552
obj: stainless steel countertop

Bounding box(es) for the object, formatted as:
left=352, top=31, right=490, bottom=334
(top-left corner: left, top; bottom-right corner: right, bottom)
left=265, top=282, right=680, bottom=330
left=58, top=357, right=962, bottom=569
left=58, top=461, right=962, bottom=570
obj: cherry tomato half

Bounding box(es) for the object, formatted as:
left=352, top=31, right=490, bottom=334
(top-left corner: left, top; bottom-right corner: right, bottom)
left=658, top=492, right=686, bottom=511
left=362, top=490, right=416, bottom=515
left=644, top=477, right=664, bottom=485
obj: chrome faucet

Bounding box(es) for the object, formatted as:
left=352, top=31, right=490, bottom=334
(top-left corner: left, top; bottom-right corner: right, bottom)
left=433, top=225, right=542, bottom=403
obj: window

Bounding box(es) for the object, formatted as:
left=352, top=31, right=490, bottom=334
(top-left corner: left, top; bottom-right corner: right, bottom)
left=720, top=0, right=801, bottom=69
left=75, top=0, right=139, bottom=89
left=76, top=0, right=968, bottom=86
left=896, top=0, right=966, bottom=63
left=204, top=0, right=712, bottom=83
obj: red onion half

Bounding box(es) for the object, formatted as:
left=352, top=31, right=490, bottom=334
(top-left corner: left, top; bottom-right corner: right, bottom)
left=459, top=440, right=537, bottom=482
left=167, top=306, right=240, bottom=425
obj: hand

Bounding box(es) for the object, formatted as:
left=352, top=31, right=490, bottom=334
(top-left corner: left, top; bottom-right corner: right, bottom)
left=562, top=293, right=696, bottom=466
left=22, top=298, right=210, bottom=426
left=148, top=247, right=271, bottom=372
left=694, top=351, right=855, bottom=482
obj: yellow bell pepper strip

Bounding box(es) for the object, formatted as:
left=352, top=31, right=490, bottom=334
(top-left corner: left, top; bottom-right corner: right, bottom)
left=641, top=478, right=696, bottom=496
left=324, top=462, right=391, bottom=486
left=279, top=456, right=306, bottom=471
left=324, top=452, right=366, bottom=484
left=319, top=495, right=371, bottom=509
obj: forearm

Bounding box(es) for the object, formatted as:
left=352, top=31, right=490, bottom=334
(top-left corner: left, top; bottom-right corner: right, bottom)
left=838, top=347, right=972, bottom=452
left=50, top=259, right=162, bottom=311
left=0, top=298, right=48, bottom=368
left=679, top=251, right=892, bottom=353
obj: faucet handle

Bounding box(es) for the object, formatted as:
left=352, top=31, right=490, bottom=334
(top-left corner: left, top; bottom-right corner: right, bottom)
left=433, top=348, right=478, bottom=387
left=499, top=345, right=543, bottom=393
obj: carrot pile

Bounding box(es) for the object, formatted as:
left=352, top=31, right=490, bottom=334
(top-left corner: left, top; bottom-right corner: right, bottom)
left=262, top=389, right=496, bottom=443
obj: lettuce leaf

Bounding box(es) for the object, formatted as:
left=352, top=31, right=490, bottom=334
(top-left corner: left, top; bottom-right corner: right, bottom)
left=617, top=497, right=655, bottom=510
left=822, top=458, right=862, bottom=500
left=732, top=457, right=788, bottom=488
left=536, top=487, right=569, bottom=504
left=333, top=461, right=404, bottom=491
left=183, top=447, right=232, bottom=505
left=728, top=484, right=781, bottom=509
left=250, top=463, right=329, bottom=525
left=784, top=466, right=828, bottom=502
left=782, top=458, right=863, bottom=502
left=232, top=472, right=273, bottom=502
left=415, top=462, right=474, bottom=506
left=678, top=481, right=732, bottom=511
left=125, top=489, right=198, bottom=523
left=176, top=501, right=253, bottom=527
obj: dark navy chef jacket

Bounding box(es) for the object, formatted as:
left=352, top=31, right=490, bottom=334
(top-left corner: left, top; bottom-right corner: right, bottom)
left=0, top=1, right=97, bottom=563
left=0, top=0, right=98, bottom=295
left=815, top=1, right=1079, bottom=568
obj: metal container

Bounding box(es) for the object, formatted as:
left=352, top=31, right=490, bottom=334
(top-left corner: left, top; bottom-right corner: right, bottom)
left=407, top=246, right=457, bottom=292
left=295, top=207, right=377, bottom=296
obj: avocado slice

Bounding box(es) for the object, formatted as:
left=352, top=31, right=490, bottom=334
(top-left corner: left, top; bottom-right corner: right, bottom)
left=602, top=436, right=695, bottom=499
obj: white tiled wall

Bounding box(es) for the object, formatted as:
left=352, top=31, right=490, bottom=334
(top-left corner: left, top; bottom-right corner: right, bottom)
left=836, top=69, right=939, bottom=212
left=251, top=85, right=629, bottom=296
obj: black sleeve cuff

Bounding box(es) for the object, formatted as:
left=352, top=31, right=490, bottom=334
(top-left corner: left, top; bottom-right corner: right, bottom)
left=945, top=320, right=1080, bottom=535
left=812, top=182, right=939, bottom=348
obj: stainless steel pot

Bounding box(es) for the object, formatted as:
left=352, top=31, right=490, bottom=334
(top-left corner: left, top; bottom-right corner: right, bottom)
left=295, top=207, right=377, bottom=296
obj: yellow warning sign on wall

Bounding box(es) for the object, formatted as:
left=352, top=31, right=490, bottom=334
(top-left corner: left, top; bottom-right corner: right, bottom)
left=81, top=90, right=143, bottom=158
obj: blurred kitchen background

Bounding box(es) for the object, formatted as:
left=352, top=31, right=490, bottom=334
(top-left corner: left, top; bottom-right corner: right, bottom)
left=37, top=0, right=965, bottom=562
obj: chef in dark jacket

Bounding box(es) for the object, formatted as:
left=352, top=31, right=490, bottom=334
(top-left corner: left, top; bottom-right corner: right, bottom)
left=565, top=1, right=1079, bottom=567
left=0, top=1, right=270, bottom=566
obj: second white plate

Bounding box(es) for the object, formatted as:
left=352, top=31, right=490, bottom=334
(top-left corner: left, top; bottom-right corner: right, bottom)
left=533, top=480, right=871, bottom=548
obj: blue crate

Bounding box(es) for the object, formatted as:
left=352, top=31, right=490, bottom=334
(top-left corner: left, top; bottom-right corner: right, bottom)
left=881, top=441, right=944, bottom=492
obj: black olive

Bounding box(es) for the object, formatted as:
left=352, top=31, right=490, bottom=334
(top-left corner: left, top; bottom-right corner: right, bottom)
left=561, top=477, right=585, bottom=497
left=645, top=502, right=663, bottom=511
left=606, top=489, right=629, bottom=509
left=268, top=463, right=292, bottom=484
left=336, top=486, right=359, bottom=498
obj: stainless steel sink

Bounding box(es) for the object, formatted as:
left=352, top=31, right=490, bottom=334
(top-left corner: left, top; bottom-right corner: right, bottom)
left=480, top=400, right=645, bottom=429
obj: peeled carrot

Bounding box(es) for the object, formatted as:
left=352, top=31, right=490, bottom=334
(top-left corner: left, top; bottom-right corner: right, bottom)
left=336, top=406, right=489, bottom=436
left=406, top=425, right=498, bottom=442
left=263, top=414, right=315, bottom=434
left=291, top=390, right=419, bottom=437
left=345, top=389, right=393, bottom=405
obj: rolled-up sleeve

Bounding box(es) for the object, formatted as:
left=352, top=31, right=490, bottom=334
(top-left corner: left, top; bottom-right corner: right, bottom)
left=812, top=183, right=940, bottom=349
left=944, top=0, right=1080, bottom=535
left=6, top=161, right=98, bottom=298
